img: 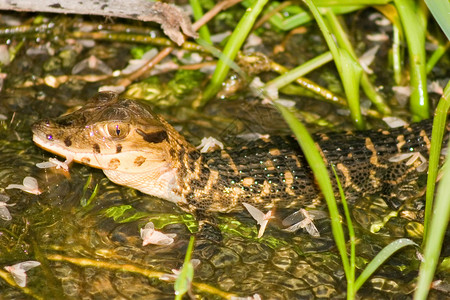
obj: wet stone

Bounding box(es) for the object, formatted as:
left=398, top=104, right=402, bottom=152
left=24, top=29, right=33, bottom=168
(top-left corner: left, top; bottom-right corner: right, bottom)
left=194, top=260, right=215, bottom=280
left=241, top=242, right=270, bottom=264
left=210, top=246, right=240, bottom=268
left=282, top=277, right=309, bottom=290
left=313, top=284, right=337, bottom=298
left=61, top=279, right=81, bottom=297
left=112, top=273, right=166, bottom=299
left=271, top=254, right=292, bottom=271
left=271, top=247, right=298, bottom=271
left=217, top=276, right=235, bottom=291
left=291, top=288, right=315, bottom=299
left=370, top=277, right=401, bottom=293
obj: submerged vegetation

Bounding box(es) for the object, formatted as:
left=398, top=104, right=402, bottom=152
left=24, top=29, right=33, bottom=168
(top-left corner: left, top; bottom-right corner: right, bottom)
left=0, top=0, right=448, bottom=299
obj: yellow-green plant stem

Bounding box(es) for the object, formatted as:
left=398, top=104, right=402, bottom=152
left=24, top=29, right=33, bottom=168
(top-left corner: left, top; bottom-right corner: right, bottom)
left=70, top=31, right=207, bottom=53
left=325, top=10, right=391, bottom=118
left=175, top=236, right=195, bottom=300
left=392, top=24, right=402, bottom=84
left=415, top=83, right=450, bottom=300
left=261, top=2, right=364, bottom=31
left=423, top=82, right=450, bottom=241
left=189, top=0, right=212, bottom=44
left=265, top=51, right=332, bottom=90
left=332, top=166, right=356, bottom=299
left=303, top=0, right=366, bottom=129
left=394, top=0, right=429, bottom=121
left=426, top=42, right=450, bottom=74
left=270, top=59, right=348, bottom=107
left=200, top=0, right=268, bottom=106
left=46, top=253, right=234, bottom=299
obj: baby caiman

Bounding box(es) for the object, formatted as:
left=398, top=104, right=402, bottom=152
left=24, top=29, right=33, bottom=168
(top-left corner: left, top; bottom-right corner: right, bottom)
left=32, top=92, right=444, bottom=214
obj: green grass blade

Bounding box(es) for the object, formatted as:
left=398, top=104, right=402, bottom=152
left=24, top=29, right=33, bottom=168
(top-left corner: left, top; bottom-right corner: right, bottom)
left=394, top=0, right=429, bottom=121
left=189, top=0, right=211, bottom=44
left=336, top=48, right=364, bottom=129
left=264, top=3, right=363, bottom=31
left=303, top=0, right=367, bottom=129
left=325, top=9, right=391, bottom=118
left=200, top=0, right=268, bottom=106
left=426, top=42, right=450, bottom=74
left=354, top=238, right=417, bottom=291
left=423, top=82, right=450, bottom=240
left=174, top=236, right=196, bottom=299
left=424, top=0, right=450, bottom=41
left=392, top=24, right=402, bottom=84
left=332, top=166, right=356, bottom=299
left=274, top=102, right=351, bottom=279
left=414, top=83, right=450, bottom=300
left=265, top=51, right=332, bottom=90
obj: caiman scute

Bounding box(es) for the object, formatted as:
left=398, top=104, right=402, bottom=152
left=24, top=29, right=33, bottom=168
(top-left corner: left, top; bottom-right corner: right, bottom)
left=31, top=92, right=446, bottom=214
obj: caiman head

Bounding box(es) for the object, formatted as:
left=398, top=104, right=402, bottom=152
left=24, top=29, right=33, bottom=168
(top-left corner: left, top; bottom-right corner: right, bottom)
left=32, top=92, right=196, bottom=203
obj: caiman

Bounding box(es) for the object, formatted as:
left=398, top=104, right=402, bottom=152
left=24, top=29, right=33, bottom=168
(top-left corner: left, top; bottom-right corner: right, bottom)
left=31, top=92, right=445, bottom=215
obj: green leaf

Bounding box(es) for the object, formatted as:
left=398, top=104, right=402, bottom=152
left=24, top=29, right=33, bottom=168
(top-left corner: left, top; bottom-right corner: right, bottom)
left=174, top=236, right=196, bottom=299
left=355, top=238, right=417, bottom=291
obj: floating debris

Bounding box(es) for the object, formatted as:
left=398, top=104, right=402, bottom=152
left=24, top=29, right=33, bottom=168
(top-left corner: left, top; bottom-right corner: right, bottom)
left=358, top=45, right=380, bottom=74
left=121, top=48, right=158, bottom=74
left=4, top=261, right=41, bottom=287
left=282, top=209, right=327, bottom=237
left=36, top=156, right=73, bottom=172
left=388, top=152, right=428, bottom=172
left=392, top=86, right=411, bottom=106
left=72, top=55, right=112, bottom=75
left=243, top=203, right=274, bottom=238
left=196, top=137, right=224, bottom=153
left=383, top=116, right=408, bottom=128
left=0, top=194, right=14, bottom=221
left=5, top=176, right=41, bottom=195
left=140, top=222, right=176, bottom=246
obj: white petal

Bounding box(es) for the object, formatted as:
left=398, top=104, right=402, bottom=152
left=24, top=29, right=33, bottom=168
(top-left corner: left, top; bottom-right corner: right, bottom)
left=5, top=184, right=26, bottom=190
left=388, top=153, right=414, bottom=163
left=36, top=161, right=57, bottom=169
left=383, top=116, right=408, bottom=128
left=243, top=203, right=265, bottom=225
left=257, top=219, right=269, bottom=238
left=305, top=222, right=320, bottom=237
left=0, top=206, right=12, bottom=221
left=197, top=137, right=224, bottom=153
left=15, top=261, right=41, bottom=271
left=10, top=270, right=27, bottom=287
left=22, top=177, right=39, bottom=190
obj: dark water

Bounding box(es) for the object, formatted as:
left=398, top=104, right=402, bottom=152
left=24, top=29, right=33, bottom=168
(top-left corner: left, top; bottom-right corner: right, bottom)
left=0, top=12, right=448, bottom=300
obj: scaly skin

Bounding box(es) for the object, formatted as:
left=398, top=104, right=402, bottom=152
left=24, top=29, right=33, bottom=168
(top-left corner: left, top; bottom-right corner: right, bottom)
left=32, top=92, right=443, bottom=214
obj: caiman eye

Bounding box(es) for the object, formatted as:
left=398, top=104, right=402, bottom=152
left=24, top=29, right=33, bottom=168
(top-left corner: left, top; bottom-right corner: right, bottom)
left=107, top=123, right=130, bottom=139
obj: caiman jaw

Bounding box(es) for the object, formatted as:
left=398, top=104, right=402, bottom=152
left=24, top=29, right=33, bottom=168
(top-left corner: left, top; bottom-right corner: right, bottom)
left=31, top=91, right=195, bottom=204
